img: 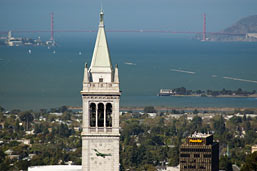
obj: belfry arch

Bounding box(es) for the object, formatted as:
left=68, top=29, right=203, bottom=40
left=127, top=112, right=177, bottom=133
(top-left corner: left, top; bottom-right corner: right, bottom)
left=89, top=102, right=113, bottom=128
left=106, top=103, right=112, bottom=127
left=98, top=103, right=104, bottom=127
left=89, top=103, right=96, bottom=127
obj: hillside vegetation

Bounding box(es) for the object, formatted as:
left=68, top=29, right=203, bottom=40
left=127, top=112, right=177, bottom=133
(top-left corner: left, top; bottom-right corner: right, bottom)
left=224, top=15, right=257, bottom=34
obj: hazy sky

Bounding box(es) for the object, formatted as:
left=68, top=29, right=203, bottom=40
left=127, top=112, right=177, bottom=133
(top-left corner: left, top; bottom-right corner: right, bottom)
left=0, top=0, right=257, bottom=33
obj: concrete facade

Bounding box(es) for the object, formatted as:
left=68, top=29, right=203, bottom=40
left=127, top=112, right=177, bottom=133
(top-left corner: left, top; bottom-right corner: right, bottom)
left=81, top=10, right=120, bottom=171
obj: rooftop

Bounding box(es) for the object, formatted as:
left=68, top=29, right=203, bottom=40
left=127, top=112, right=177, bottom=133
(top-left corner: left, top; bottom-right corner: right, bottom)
left=28, top=165, right=82, bottom=171
left=189, top=132, right=212, bottom=138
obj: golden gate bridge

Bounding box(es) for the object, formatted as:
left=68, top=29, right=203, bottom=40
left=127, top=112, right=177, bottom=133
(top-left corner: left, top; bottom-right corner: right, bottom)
left=0, top=13, right=246, bottom=41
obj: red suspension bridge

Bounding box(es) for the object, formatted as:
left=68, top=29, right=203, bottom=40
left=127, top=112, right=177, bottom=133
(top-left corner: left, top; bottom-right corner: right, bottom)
left=0, top=13, right=246, bottom=40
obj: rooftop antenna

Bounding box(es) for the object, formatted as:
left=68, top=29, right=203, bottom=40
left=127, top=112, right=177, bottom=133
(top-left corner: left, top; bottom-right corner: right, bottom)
left=101, top=1, right=103, bottom=11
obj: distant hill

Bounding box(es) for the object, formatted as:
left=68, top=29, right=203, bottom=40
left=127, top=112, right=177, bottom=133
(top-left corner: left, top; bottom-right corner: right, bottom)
left=224, top=15, right=257, bottom=34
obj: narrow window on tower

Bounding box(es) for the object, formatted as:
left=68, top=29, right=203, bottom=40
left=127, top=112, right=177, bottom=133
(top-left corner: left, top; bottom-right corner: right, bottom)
left=89, top=103, right=96, bottom=127
left=106, top=103, right=112, bottom=127
left=98, top=103, right=104, bottom=127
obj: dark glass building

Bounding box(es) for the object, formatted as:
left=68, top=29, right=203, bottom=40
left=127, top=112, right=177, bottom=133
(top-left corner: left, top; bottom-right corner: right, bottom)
left=180, top=133, right=219, bottom=171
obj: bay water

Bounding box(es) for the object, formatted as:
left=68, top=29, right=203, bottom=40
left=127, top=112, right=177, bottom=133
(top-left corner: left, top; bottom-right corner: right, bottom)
left=0, top=33, right=257, bottom=110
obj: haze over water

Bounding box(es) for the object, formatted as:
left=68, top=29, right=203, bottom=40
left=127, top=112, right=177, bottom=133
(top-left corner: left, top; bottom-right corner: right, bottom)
left=0, top=33, right=257, bottom=110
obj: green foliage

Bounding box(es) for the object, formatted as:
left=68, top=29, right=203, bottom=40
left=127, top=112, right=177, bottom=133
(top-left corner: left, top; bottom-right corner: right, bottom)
left=16, top=160, right=30, bottom=170
left=241, top=152, right=257, bottom=171
left=0, top=106, right=5, bottom=112
left=1, top=106, right=256, bottom=170
left=144, top=106, right=157, bottom=113
left=19, top=111, right=34, bottom=130
left=0, top=107, right=82, bottom=170
left=0, top=149, right=11, bottom=170
left=219, top=156, right=233, bottom=171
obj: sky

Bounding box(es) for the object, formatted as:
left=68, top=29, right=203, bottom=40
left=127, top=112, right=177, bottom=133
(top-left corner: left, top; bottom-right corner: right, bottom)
left=0, top=0, right=257, bottom=33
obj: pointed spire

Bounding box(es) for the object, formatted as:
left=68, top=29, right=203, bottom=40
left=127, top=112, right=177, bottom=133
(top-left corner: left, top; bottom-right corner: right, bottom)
left=114, top=64, right=119, bottom=83
left=83, top=63, right=89, bottom=83
left=89, top=9, right=113, bottom=74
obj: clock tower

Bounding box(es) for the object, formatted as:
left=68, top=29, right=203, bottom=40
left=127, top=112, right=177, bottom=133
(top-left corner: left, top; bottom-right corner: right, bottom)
left=81, top=10, right=120, bottom=171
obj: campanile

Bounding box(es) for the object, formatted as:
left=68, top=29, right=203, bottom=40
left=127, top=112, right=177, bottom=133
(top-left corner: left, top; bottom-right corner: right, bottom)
left=81, top=10, right=120, bottom=171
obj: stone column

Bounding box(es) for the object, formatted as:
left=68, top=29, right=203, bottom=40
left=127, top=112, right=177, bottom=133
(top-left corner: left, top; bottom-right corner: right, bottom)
left=96, top=103, right=98, bottom=133
left=114, top=98, right=120, bottom=134
left=82, top=98, right=87, bottom=132
left=84, top=100, right=89, bottom=134
left=104, top=102, right=106, bottom=133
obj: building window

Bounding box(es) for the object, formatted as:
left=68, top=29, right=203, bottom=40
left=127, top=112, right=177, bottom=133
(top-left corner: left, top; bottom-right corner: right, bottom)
left=98, top=103, right=104, bottom=127
left=180, top=153, right=190, bottom=157
left=194, top=154, right=200, bottom=158
left=106, top=103, right=112, bottom=127
left=200, top=166, right=206, bottom=169
left=203, top=154, right=212, bottom=158
left=99, top=78, right=103, bottom=82
left=181, top=148, right=211, bottom=152
left=89, top=103, right=96, bottom=127
left=188, top=165, right=196, bottom=169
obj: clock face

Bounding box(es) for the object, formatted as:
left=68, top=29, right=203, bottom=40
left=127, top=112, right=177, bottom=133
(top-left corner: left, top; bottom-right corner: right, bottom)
left=89, top=139, right=114, bottom=169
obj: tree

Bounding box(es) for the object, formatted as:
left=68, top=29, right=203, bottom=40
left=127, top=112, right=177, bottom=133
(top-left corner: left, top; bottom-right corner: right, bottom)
left=0, top=106, right=5, bottom=113
left=16, top=160, right=30, bottom=170
left=0, top=150, right=10, bottom=170
left=167, top=146, right=179, bottom=166
left=191, top=116, right=202, bottom=131
left=212, top=115, right=226, bottom=135
left=193, top=109, right=199, bottom=114
left=241, top=152, right=257, bottom=171
left=219, top=156, right=233, bottom=171
left=235, top=88, right=243, bottom=95
left=174, top=87, right=187, bottom=95
left=144, top=106, right=156, bottom=113
left=19, top=111, right=34, bottom=130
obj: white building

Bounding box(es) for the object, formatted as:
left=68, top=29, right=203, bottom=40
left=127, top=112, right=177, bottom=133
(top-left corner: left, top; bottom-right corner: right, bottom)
left=81, top=9, right=120, bottom=171
left=252, top=145, right=257, bottom=153
left=28, top=165, right=82, bottom=171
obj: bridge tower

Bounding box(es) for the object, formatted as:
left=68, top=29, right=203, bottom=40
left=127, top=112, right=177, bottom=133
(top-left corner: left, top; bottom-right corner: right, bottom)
left=50, top=12, right=54, bottom=41
left=202, top=13, right=206, bottom=41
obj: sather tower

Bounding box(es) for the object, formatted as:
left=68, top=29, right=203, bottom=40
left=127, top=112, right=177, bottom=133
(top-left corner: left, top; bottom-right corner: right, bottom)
left=81, top=10, right=120, bottom=171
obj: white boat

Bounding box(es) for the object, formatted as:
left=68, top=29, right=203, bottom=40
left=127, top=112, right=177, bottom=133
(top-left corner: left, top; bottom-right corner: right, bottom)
left=28, top=49, right=32, bottom=54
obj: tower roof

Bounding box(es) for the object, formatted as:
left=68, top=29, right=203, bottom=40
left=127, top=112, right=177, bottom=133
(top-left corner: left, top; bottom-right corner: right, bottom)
left=89, top=9, right=113, bottom=73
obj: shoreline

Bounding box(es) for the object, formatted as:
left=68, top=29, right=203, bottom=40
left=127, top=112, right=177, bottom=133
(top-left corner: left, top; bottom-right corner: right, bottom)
left=158, top=94, right=257, bottom=98
left=120, top=106, right=257, bottom=112
left=68, top=106, right=257, bottom=112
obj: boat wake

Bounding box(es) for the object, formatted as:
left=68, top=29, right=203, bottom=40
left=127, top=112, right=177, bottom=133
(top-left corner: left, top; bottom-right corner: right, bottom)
left=223, top=76, right=257, bottom=84
left=124, top=62, right=136, bottom=66
left=170, top=69, right=195, bottom=74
